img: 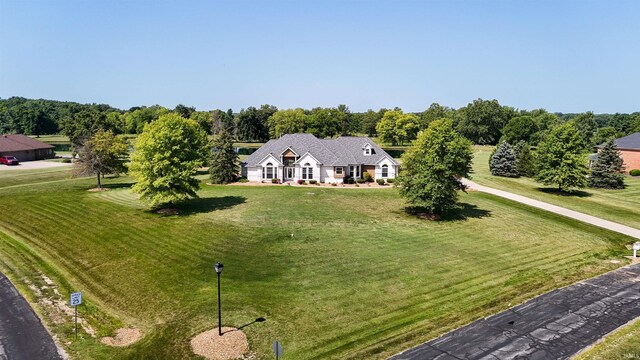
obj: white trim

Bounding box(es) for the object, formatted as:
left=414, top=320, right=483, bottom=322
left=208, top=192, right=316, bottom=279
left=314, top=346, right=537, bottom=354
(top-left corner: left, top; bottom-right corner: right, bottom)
left=257, top=153, right=282, bottom=166
left=280, top=147, right=299, bottom=157
left=375, top=154, right=399, bottom=165
left=294, top=152, right=323, bottom=165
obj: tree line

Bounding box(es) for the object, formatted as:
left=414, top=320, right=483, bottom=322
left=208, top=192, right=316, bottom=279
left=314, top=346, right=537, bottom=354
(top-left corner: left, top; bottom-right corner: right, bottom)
left=2, top=97, right=640, bottom=148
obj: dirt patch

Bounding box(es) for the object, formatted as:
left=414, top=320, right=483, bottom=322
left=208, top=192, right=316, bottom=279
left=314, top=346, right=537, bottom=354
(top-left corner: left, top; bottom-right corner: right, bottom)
left=190, top=327, right=249, bottom=360
left=87, top=188, right=110, bottom=192
left=101, top=328, right=142, bottom=347
left=155, top=208, right=180, bottom=215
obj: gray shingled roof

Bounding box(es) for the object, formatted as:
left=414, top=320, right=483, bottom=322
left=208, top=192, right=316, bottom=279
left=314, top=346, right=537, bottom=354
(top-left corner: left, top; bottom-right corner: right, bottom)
left=242, top=134, right=398, bottom=167
left=596, top=132, right=640, bottom=150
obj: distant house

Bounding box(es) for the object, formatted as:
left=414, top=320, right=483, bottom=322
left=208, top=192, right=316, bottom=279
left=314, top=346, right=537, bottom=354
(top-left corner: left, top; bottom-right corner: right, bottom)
left=594, top=132, right=640, bottom=171
left=0, top=134, right=55, bottom=161
left=241, top=134, right=399, bottom=183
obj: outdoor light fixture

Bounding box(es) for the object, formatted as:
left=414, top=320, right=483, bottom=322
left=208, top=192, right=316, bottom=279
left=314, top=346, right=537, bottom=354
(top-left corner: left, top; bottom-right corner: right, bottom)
left=215, top=262, right=224, bottom=336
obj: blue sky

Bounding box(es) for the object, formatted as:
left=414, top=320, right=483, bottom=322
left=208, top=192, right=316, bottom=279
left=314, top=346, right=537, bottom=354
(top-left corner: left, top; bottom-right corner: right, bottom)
left=1, top=0, right=639, bottom=113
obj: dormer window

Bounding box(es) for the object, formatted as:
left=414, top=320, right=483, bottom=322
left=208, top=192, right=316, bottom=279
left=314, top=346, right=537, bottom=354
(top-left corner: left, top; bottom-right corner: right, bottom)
left=363, top=144, right=372, bottom=156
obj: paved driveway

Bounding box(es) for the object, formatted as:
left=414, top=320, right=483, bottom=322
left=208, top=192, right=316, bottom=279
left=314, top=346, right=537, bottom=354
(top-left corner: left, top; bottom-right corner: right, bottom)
left=390, top=264, right=640, bottom=360
left=0, top=272, right=63, bottom=360
left=0, top=160, right=71, bottom=172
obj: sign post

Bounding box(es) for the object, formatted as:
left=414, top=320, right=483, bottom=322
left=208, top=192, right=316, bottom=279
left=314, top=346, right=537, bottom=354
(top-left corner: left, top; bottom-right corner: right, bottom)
left=633, top=242, right=640, bottom=258
left=70, top=292, right=82, bottom=339
left=272, top=340, right=283, bottom=360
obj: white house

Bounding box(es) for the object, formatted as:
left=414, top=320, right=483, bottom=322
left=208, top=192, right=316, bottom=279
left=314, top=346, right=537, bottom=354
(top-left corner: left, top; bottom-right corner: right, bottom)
left=241, top=134, right=399, bottom=183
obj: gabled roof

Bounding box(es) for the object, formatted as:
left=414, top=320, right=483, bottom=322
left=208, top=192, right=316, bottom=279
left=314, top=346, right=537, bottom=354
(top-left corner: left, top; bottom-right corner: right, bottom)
left=0, top=134, right=54, bottom=152
left=596, top=132, right=640, bottom=150
left=242, top=133, right=399, bottom=167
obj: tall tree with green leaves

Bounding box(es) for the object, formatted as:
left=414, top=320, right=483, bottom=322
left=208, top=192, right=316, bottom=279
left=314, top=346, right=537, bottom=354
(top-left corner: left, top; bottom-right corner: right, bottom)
left=535, top=122, right=588, bottom=192
left=209, top=129, right=239, bottom=184
left=129, top=113, right=209, bottom=209
left=73, top=130, right=129, bottom=189
left=572, top=112, right=597, bottom=147
left=490, top=141, right=518, bottom=177
left=267, top=108, right=309, bottom=138
left=588, top=139, right=625, bottom=189
left=396, top=119, right=473, bottom=216
left=456, top=98, right=515, bottom=145
left=376, top=110, right=420, bottom=145
left=515, top=141, right=536, bottom=177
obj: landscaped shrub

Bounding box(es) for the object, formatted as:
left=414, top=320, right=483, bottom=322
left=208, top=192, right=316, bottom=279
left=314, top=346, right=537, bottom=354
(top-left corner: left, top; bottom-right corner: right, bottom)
left=588, top=139, right=625, bottom=189
left=61, top=158, right=72, bottom=163
left=297, top=179, right=304, bottom=185
left=238, top=178, right=249, bottom=183
left=630, top=169, right=640, bottom=176
left=309, top=180, right=317, bottom=184
left=386, top=178, right=395, bottom=183
left=271, top=178, right=280, bottom=184
left=301, top=181, right=308, bottom=185
left=376, top=178, right=385, bottom=185
left=490, top=141, right=519, bottom=177
left=344, top=175, right=355, bottom=184
left=355, top=183, right=360, bottom=187
left=363, top=171, right=373, bottom=182
left=331, top=182, right=337, bottom=186
left=356, top=178, right=366, bottom=184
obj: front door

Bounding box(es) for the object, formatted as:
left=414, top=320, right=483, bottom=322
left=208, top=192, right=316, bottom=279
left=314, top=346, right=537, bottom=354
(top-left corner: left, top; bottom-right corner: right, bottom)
left=285, top=167, right=294, bottom=180
left=349, top=165, right=360, bottom=179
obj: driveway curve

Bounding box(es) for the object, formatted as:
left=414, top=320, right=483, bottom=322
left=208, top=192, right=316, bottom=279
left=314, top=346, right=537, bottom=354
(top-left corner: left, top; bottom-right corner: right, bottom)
left=462, top=179, right=640, bottom=240
left=0, top=272, right=63, bottom=360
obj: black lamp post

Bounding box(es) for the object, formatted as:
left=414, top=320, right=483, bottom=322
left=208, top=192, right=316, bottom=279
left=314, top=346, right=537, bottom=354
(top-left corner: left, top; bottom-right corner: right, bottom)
left=214, top=262, right=224, bottom=336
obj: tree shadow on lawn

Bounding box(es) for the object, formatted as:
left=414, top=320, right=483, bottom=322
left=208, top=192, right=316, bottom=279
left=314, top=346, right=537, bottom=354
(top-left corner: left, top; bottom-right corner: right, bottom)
left=405, top=203, right=491, bottom=222
left=172, top=196, right=246, bottom=216
left=537, top=187, right=592, bottom=198
left=101, top=182, right=134, bottom=190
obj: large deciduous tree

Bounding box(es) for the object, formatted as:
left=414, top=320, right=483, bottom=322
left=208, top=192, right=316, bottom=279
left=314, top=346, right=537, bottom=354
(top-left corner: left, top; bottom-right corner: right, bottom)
left=376, top=110, right=420, bottom=146
left=73, top=130, right=129, bottom=189
left=588, top=139, right=625, bottom=189
left=535, top=122, right=588, bottom=192
left=209, top=129, right=239, bottom=184
left=129, top=113, right=209, bottom=209
left=456, top=98, right=515, bottom=145
left=396, top=119, right=473, bottom=216
left=490, top=142, right=519, bottom=177
left=267, top=108, right=309, bottom=138
left=501, top=116, right=539, bottom=144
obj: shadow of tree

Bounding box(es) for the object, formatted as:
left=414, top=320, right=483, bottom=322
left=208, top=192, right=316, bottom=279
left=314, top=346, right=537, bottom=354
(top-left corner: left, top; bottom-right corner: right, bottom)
left=174, top=196, right=246, bottom=216
left=537, top=187, right=592, bottom=198
left=102, top=182, right=134, bottom=190
left=405, top=203, right=491, bottom=222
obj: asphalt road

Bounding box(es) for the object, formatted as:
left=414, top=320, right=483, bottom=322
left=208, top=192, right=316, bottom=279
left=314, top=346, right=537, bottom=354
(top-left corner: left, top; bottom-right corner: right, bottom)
left=390, top=263, right=640, bottom=360
left=0, top=272, right=62, bottom=360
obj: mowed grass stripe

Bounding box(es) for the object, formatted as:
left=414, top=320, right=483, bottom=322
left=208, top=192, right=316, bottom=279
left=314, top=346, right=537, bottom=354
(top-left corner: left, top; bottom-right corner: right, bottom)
left=0, top=176, right=634, bottom=359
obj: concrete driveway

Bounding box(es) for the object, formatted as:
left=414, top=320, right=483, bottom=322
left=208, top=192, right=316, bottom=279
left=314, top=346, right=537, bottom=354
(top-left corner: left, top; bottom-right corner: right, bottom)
left=0, top=160, right=71, bottom=172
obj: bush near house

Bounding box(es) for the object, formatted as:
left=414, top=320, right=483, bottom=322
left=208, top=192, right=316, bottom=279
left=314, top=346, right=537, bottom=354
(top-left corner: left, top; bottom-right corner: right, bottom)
left=297, top=179, right=304, bottom=185
left=363, top=171, right=374, bottom=182
left=376, top=178, right=386, bottom=185
left=386, top=178, right=394, bottom=183
left=238, top=178, right=249, bottom=183
left=271, top=178, right=280, bottom=184
left=356, top=178, right=366, bottom=184
left=309, top=180, right=317, bottom=184
left=630, top=169, right=640, bottom=176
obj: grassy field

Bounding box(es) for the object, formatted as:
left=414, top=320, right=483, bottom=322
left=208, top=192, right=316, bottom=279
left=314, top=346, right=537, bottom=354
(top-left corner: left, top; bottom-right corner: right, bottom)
left=472, top=146, right=640, bottom=229
left=575, top=318, right=640, bottom=360
left=0, top=170, right=636, bottom=359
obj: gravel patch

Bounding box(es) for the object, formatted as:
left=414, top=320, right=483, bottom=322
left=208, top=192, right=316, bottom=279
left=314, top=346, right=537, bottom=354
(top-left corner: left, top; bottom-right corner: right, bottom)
left=191, top=327, right=248, bottom=360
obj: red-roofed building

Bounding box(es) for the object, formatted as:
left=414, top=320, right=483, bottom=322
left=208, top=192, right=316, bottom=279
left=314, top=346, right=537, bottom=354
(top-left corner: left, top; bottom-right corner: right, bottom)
left=0, top=134, right=55, bottom=161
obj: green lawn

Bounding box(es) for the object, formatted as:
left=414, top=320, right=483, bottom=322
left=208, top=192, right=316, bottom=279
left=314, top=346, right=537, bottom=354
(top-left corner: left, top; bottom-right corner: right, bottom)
left=472, top=146, right=640, bottom=228
left=575, top=318, right=640, bottom=360
left=0, top=171, right=635, bottom=359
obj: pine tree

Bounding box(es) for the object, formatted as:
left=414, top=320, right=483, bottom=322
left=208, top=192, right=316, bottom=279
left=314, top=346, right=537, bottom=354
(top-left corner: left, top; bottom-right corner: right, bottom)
left=209, top=129, right=239, bottom=184
left=490, top=141, right=519, bottom=177
left=588, top=139, right=625, bottom=189
left=515, top=141, right=536, bottom=177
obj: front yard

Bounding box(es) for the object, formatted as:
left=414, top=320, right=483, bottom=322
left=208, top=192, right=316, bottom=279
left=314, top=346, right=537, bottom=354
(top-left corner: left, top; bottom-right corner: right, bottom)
left=0, top=170, right=635, bottom=359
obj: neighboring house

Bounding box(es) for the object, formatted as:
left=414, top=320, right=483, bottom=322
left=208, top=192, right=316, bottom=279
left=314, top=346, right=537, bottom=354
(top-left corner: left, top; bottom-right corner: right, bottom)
left=0, top=134, right=55, bottom=161
left=594, top=132, right=640, bottom=171
left=242, top=134, right=399, bottom=183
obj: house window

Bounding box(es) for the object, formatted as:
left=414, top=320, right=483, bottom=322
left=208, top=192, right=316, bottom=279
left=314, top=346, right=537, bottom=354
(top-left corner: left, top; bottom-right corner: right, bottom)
left=335, top=167, right=343, bottom=175
left=302, top=162, right=313, bottom=180
left=263, top=162, right=275, bottom=179
left=381, top=164, right=389, bottom=178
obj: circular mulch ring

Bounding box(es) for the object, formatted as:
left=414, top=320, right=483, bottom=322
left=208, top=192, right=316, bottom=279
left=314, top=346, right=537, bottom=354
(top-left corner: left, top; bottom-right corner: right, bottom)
left=87, top=188, right=110, bottom=192
left=155, top=208, right=180, bottom=215
left=101, top=328, right=142, bottom=347
left=190, top=327, right=248, bottom=360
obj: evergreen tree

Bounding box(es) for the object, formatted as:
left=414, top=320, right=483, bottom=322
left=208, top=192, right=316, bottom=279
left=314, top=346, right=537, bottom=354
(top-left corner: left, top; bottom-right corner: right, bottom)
left=535, top=122, right=588, bottom=192
left=490, top=141, right=519, bottom=177
left=209, top=129, right=239, bottom=184
left=396, top=119, right=473, bottom=216
left=515, top=142, right=536, bottom=177
left=588, top=139, right=625, bottom=189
